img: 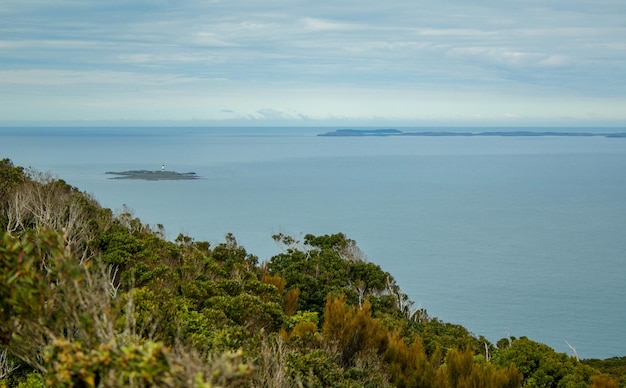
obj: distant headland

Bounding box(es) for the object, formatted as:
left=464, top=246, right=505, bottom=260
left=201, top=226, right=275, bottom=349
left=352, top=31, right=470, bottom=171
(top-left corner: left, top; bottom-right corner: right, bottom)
left=105, top=169, right=200, bottom=181
left=319, top=129, right=626, bottom=138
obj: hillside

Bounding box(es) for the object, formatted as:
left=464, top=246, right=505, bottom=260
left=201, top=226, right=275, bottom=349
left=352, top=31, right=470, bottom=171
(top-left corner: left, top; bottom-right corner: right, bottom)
left=0, top=157, right=623, bottom=387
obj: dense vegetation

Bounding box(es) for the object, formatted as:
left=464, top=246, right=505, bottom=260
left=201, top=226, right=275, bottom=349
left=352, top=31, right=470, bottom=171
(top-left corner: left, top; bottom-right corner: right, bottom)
left=1, top=157, right=624, bottom=387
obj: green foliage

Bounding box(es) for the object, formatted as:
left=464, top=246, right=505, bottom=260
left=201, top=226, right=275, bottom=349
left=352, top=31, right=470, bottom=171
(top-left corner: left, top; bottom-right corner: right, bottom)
left=116, top=287, right=188, bottom=343
left=323, top=295, right=387, bottom=367
left=491, top=337, right=606, bottom=387
left=267, top=233, right=400, bottom=317
left=0, top=355, right=42, bottom=388
left=0, top=158, right=27, bottom=229
left=286, top=349, right=348, bottom=388
left=43, top=338, right=252, bottom=387
left=207, top=294, right=284, bottom=332
left=1, top=160, right=624, bottom=387
left=15, top=372, right=43, bottom=388
left=441, top=347, right=523, bottom=388
left=97, top=226, right=145, bottom=267
left=0, top=231, right=54, bottom=346
left=583, top=357, right=626, bottom=387
left=383, top=333, right=441, bottom=387
left=349, top=260, right=389, bottom=292
left=285, top=310, right=319, bottom=330
left=0, top=229, right=87, bottom=362
left=413, top=317, right=486, bottom=355
left=44, top=339, right=172, bottom=387
left=211, top=233, right=258, bottom=276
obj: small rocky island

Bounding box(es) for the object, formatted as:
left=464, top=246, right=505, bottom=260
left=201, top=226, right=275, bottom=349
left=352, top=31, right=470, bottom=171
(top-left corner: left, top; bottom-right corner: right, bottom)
left=106, top=169, right=200, bottom=181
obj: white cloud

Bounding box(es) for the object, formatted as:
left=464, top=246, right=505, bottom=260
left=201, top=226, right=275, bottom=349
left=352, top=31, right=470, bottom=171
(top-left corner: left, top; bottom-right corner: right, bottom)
left=1, top=0, right=625, bottom=124
left=299, top=17, right=365, bottom=32
left=191, top=31, right=239, bottom=47
left=446, top=47, right=554, bottom=67
left=0, top=69, right=187, bottom=86
left=538, top=55, right=571, bottom=67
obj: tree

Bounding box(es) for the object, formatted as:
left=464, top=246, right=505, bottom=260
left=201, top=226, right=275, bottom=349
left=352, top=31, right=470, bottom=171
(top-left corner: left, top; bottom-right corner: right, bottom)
left=2, top=160, right=624, bottom=386
left=0, top=229, right=114, bottom=370
left=0, top=158, right=27, bottom=231
left=5, top=171, right=107, bottom=262
left=493, top=337, right=581, bottom=387
left=267, top=233, right=404, bottom=318
left=440, top=347, right=522, bottom=388
left=322, top=294, right=386, bottom=367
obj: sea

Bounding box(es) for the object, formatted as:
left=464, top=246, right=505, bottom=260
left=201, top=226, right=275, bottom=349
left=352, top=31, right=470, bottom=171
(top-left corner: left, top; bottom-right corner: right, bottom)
left=1, top=126, right=625, bottom=359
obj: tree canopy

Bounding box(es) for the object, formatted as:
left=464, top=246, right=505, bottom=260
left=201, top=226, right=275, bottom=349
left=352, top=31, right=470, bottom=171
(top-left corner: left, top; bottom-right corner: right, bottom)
left=0, top=159, right=623, bottom=387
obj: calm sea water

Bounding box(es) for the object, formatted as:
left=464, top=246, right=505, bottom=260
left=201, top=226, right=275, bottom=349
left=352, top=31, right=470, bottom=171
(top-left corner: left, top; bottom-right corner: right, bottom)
left=2, top=126, right=625, bottom=359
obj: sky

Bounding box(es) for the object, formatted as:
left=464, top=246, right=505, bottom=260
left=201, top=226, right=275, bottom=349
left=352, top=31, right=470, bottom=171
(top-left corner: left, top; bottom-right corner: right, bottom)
left=1, top=0, right=626, bottom=126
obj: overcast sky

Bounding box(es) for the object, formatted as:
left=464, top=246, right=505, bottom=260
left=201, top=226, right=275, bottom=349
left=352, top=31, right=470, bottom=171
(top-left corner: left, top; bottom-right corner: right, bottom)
left=1, top=0, right=625, bottom=126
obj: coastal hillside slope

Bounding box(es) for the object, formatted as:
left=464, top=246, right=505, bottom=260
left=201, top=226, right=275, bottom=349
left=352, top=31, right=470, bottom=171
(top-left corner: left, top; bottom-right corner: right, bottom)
left=0, top=158, right=623, bottom=387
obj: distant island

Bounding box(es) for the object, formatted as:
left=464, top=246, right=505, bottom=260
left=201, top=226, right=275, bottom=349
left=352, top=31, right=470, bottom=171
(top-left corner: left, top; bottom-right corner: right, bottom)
left=319, top=129, right=626, bottom=138
left=106, top=169, right=200, bottom=181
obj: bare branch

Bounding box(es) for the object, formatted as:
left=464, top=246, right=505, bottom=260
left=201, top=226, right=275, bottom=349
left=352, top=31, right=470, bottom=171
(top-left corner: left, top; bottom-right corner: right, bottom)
left=0, top=348, right=19, bottom=380
left=565, top=340, right=579, bottom=362
left=108, top=265, right=121, bottom=298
